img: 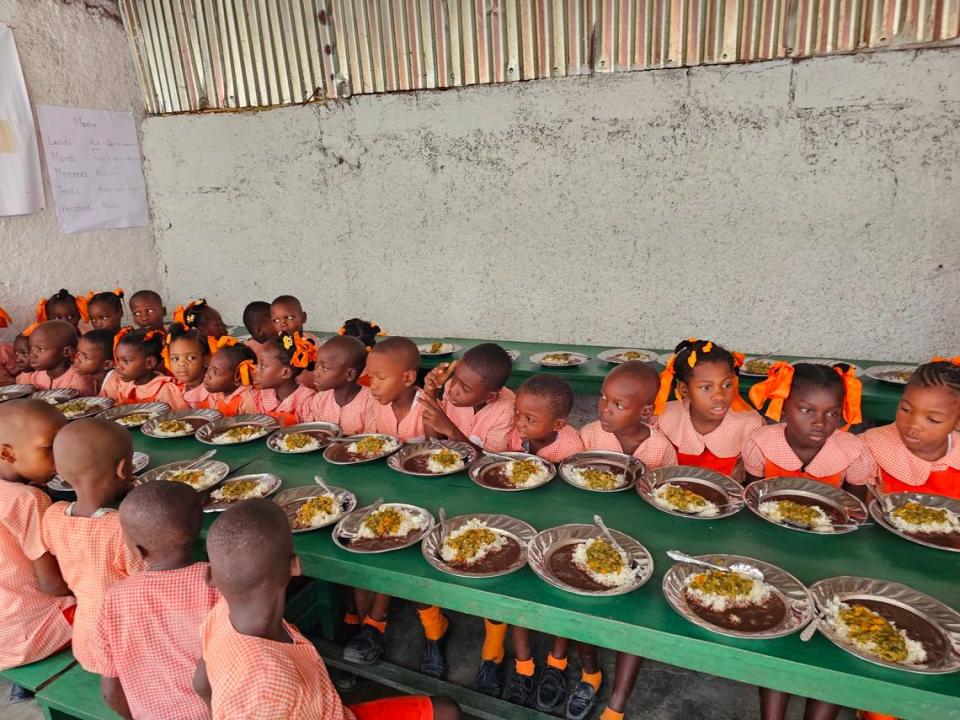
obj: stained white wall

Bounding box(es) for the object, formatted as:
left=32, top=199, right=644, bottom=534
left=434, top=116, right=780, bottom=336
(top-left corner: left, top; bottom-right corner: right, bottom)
left=142, top=49, right=956, bottom=361
left=0, top=0, right=160, bottom=340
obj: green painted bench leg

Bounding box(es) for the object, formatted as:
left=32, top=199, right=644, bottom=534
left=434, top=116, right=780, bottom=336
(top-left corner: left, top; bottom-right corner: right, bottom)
left=285, top=579, right=343, bottom=641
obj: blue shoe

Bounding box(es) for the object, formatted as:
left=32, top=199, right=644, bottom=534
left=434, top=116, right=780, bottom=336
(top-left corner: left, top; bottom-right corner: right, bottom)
left=475, top=659, right=504, bottom=696
left=565, top=680, right=601, bottom=720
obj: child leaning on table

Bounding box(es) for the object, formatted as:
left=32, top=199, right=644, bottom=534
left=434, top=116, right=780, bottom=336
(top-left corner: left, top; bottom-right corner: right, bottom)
left=194, top=499, right=463, bottom=720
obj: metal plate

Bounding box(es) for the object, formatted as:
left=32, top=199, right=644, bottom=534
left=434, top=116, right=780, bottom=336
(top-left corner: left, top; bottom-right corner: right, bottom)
left=421, top=513, right=536, bottom=579
left=30, top=388, right=79, bottom=404
left=0, top=384, right=34, bottom=402
left=204, top=473, right=283, bottom=512
left=267, top=421, right=342, bottom=454
left=809, top=576, right=960, bottom=674
left=744, top=477, right=868, bottom=534
left=332, top=503, right=434, bottom=554
left=54, top=396, right=114, bottom=420
left=596, top=348, right=659, bottom=364
left=418, top=342, right=462, bottom=357
left=638, top=465, right=745, bottom=519
left=387, top=440, right=478, bottom=477
left=559, top=451, right=644, bottom=493
left=869, top=493, right=960, bottom=553
left=98, top=402, right=170, bottom=428
left=274, top=485, right=357, bottom=533
left=469, top=452, right=556, bottom=492
left=528, top=524, right=653, bottom=597
left=740, top=357, right=789, bottom=377
left=530, top=351, right=589, bottom=367
left=662, top=553, right=814, bottom=640
left=49, top=451, right=150, bottom=493
left=322, top=434, right=402, bottom=465
left=195, top=414, right=278, bottom=445
left=141, top=408, right=223, bottom=438
left=136, top=458, right=230, bottom=491
left=865, top=364, right=917, bottom=386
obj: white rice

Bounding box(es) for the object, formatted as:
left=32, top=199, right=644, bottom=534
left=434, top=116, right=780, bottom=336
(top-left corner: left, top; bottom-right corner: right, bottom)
left=420, top=343, right=454, bottom=354
left=758, top=500, right=833, bottom=533
left=440, top=518, right=508, bottom=565
left=572, top=537, right=638, bottom=588
left=823, top=597, right=928, bottom=666
left=568, top=466, right=627, bottom=491
left=889, top=504, right=960, bottom=535
left=346, top=437, right=400, bottom=456
left=652, top=483, right=719, bottom=517
left=281, top=433, right=321, bottom=453
left=210, top=478, right=269, bottom=501
left=426, top=450, right=465, bottom=474
left=116, top=413, right=154, bottom=427
left=503, top=459, right=550, bottom=488
left=152, top=420, right=193, bottom=438
left=163, top=467, right=220, bottom=490
left=211, top=426, right=267, bottom=445
left=356, top=504, right=424, bottom=539
left=295, top=493, right=339, bottom=528
left=683, top=571, right=773, bottom=612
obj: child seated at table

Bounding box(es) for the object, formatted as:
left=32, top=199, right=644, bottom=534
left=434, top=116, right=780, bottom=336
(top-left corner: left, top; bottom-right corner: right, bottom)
left=100, top=328, right=185, bottom=409
left=421, top=343, right=515, bottom=452
left=863, top=358, right=960, bottom=498
left=339, top=317, right=384, bottom=349
left=306, top=335, right=376, bottom=434
left=73, top=329, right=115, bottom=394
left=655, top=339, right=763, bottom=475
left=37, top=289, right=88, bottom=331
left=166, top=327, right=212, bottom=408
left=239, top=332, right=316, bottom=425
left=241, top=300, right=273, bottom=354
left=86, top=289, right=125, bottom=334
left=745, top=362, right=874, bottom=487
left=203, top=343, right=256, bottom=416
left=13, top=332, right=32, bottom=383
left=97, top=481, right=219, bottom=720
left=128, top=290, right=166, bottom=331
left=270, top=295, right=320, bottom=386
left=42, top=418, right=146, bottom=672
left=0, top=400, right=74, bottom=677
left=173, top=299, right=228, bottom=341
left=505, top=374, right=584, bottom=461
left=27, top=320, right=96, bottom=395
left=195, top=499, right=462, bottom=720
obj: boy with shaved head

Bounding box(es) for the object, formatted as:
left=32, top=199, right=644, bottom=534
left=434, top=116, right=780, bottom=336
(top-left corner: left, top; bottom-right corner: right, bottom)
left=0, top=400, right=74, bottom=691
left=97, top=481, right=219, bottom=720
left=196, top=500, right=462, bottom=720
left=365, top=336, right=426, bottom=441
left=43, top=418, right=146, bottom=672
left=306, top=335, right=376, bottom=434
left=25, top=319, right=96, bottom=394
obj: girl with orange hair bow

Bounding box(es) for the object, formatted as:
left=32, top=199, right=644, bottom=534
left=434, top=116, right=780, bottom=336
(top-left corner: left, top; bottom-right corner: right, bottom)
left=37, top=289, right=90, bottom=332
left=201, top=342, right=257, bottom=416
left=238, top=331, right=317, bottom=426
left=654, top=338, right=763, bottom=476
left=86, top=289, right=125, bottom=334
left=99, top=327, right=185, bottom=410
left=744, top=362, right=874, bottom=488
left=171, top=299, right=228, bottom=340
left=164, top=326, right=214, bottom=408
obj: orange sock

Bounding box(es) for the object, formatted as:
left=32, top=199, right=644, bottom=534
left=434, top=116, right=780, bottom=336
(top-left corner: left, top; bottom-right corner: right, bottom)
left=416, top=606, right=448, bottom=641
left=482, top=619, right=507, bottom=663
left=515, top=658, right=536, bottom=676
left=344, top=612, right=361, bottom=626
left=363, top=616, right=386, bottom=633
left=600, top=709, right=624, bottom=720
left=546, top=653, right=568, bottom=671
left=581, top=669, right=602, bottom=692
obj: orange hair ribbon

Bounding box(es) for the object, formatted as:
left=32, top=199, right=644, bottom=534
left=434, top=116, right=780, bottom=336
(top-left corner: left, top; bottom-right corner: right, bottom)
left=113, top=326, right=134, bottom=360
left=728, top=350, right=752, bottom=412
left=212, top=336, right=238, bottom=354
left=162, top=334, right=173, bottom=372
left=236, top=359, right=255, bottom=386
left=834, top=365, right=863, bottom=429
left=0, top=307, right=10, bottom=329
left=75, top=293, right=90, bottom=324
left=289, top=332, right=317, bottom=369
left=748, top=361, right=795, bottom=421
left=35, top=298, right=48, bottom=324
left=113, top=288, right=125, bottom=298
left=21, top=322, right=39, bottom=337
left=653, top=354, right=676, bottom=415
left=337, top=326, right=346, bottom=336
left=931, top=356, right=960, bottom=365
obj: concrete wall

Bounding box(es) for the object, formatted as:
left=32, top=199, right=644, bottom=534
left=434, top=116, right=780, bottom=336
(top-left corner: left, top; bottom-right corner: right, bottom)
left=0, top=0, right=160, bottom=341
left=144, top=48, right=960, bottom=362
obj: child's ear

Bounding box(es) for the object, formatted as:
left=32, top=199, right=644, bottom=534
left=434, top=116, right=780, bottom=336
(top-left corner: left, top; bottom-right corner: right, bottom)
left=63, top=346, right=76, bottom=361
left=552, top=417, right=567, bottom=432
left=134, top=544, right=148, bottom=563
left=290, top=554, right=302, bottom=578
left=0, top=444, right=15, bottom=464
left=345, top=366, right=358, bottom=382
left=301, top=312, right=307, bottom=324
left=403, top=369, right=417, bottom=388
left=144, top=356, right=158, bottom=371
left=675, top=380, right=688, bottom=400
left=103, top=358, right=115, bottom=370
left=280, top=366, right=294, bottom=380
left=639, top=402, right=655, bottom=422
left=115, top=456, right=131, bottom=485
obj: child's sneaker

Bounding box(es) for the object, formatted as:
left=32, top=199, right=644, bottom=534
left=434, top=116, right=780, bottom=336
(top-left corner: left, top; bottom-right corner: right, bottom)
left=475, top=659, right=504, bottom=696
left=421, top=636, right=447, bottom=678
left=503, top=670, right=536, bottom=706
left=565, top=680, right=601, bottom=720
left=343, top=624, right=386, bottom=665
left=535, top=664, right=568, bottom=713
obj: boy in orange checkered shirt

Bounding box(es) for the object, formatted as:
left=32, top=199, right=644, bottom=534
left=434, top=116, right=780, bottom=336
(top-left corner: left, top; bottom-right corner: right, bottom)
left=97, top=481, right=219, bottom=720
left=25, top=320, right=96, bottom=395
left=0, top=401, right=74, bottom=699
left=42, top=418, right=147, bottom=672
left=194, top=499, right=462, bottom=720
left=306, top=335, right=377, bottom=435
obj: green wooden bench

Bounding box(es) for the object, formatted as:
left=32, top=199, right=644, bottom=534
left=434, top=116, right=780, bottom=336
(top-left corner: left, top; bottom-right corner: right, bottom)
left=34, top=664, right=121, bottom=720
left=0, top=649, right=75, bottom=693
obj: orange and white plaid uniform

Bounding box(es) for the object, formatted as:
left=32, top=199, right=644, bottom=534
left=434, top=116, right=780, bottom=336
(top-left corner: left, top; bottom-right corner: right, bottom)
left=506, top=424, right=584, bottom=463
left=41, top=503, right=146, bottom=672
left=16, top=371, right=34, bottom=385
left=100, top=373, right=186, bottom=410
left=96, top=562, right=218, bottom=720
left=0, top=482, right=74, bottom=671
left=207, top=385, right=253, bottom=417
left=579, top=421, right=678, bottom=470
left=0, top=343, right=16, bottom=385
left=306, top=387, right=377, bottom=435
left=240, top=384, right=316, bottom=427
left=202, top=598, right=355, bottom=720
left=656, top=400, right=763, bottom=475
left=863, top=424, right=960, bottom=498
left=182, top=383, right=211, bottom=409
left=742, top=424, right=875, bottom=487
left=372, top=395, right=426, bottom=442
left=442, top=387, right=516, bottom=451
left=30, top=366, right=96, bottom=396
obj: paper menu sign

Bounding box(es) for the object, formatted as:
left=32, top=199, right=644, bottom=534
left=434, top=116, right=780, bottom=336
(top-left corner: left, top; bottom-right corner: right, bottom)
left=0, top=24, right=44, bottom=216
left=36, top=105, right=149, bottom=234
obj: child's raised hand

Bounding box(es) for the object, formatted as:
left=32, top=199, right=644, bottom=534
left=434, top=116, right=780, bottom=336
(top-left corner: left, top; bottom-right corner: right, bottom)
left=422, top=363, right=451, bottom=399
left=420, top=390, right=457, bottom=438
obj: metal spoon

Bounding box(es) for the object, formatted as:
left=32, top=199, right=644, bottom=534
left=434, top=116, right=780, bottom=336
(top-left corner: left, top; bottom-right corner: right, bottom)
left=182, top=449, right=216, bottom=471
left=867, top=481, right=895, bottom=516
left=800, top=611, right=826, bottom=642
left=427, top=439, right=472, bottom=463
left=438, top=507, right=448, bottom=545
left=666, top=549, right=765, bottom=582
left=779, top=518, right=873, bottom=532
left=313, top=474, right=332, bottom=495
left=338, top=497, right=385, bottom=539
left=593, top=515, right=636, bottom=569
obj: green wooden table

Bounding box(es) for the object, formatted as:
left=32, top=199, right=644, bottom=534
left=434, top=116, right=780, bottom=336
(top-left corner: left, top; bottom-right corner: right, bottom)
left=131, top=433, right=960, bottom=720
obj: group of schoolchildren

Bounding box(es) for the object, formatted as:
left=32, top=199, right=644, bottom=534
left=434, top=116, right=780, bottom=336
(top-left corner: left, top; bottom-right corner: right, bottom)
left=0, top=287, right=958, bottom=720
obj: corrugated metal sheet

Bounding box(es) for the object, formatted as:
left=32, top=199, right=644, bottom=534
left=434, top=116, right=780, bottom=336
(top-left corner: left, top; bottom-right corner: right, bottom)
left=119, top=0, right=960, bottom=114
